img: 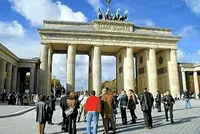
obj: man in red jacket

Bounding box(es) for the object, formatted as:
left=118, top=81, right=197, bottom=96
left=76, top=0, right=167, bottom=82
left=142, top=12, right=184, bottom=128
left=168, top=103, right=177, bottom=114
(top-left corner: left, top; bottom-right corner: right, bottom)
left=85, top=90, right=101, bottom=134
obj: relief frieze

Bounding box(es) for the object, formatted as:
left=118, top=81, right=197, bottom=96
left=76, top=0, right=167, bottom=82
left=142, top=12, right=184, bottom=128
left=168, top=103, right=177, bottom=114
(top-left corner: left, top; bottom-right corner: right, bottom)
left=96, top=24, right=132, bottom=32
left=43, top=34, right=177, bottom=45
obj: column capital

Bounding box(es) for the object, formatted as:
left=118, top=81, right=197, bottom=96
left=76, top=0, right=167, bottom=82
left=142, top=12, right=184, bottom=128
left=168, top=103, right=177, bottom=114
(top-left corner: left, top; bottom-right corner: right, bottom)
left=93, top=45, right=100, bottom=48
left=148, top=47, right=156, bottom=50
left=68, top=44, right=77, bottom=47
left=48, top=43, right=53, bottom=51
left=170, top=48, right=178, bottom=51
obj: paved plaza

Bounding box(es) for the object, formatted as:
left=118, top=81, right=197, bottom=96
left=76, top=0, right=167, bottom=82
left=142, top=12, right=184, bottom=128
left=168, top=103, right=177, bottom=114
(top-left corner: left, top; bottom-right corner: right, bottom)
left=0, top=99, right=200, bottom=134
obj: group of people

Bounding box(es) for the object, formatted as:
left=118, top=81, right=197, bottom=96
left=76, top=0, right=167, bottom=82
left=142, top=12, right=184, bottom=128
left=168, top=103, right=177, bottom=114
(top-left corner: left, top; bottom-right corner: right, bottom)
left=0, top=89, right=30, bottom=105
left=35, top=87, right=187, bottom=134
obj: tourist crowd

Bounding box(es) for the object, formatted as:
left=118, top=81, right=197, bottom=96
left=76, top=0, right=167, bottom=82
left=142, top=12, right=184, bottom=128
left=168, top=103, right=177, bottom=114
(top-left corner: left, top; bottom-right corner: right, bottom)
left=35, top=86, right=193, bottom=134
left=0, top=89, right=34, bottom=105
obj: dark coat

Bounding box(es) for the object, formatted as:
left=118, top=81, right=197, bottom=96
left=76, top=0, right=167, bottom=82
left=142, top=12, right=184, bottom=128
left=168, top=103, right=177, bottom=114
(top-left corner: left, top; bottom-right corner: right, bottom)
left=101, top=93, right=113, bottom=118
left=184, top=91, right=190, bottom=99
left=162, top=95, right=175, bottom=109
left=140, top=91, right=154, bottom=111
left=36, top=101, right=48, bottom=123
left=117, top=94, right=128, bottom=107
left=128, top=94, right=138, bottom=110
left=155, top=93, right=161, bottom=108
left=60, top=95, right=68, bottom=117
left=48, top=96, right=56, bottom=111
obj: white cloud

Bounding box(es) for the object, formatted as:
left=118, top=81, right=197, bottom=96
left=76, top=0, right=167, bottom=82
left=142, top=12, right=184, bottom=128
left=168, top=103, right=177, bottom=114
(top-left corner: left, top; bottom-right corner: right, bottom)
left=0, top=20, right=25, bottom=38
left=9, top=0, right=87, bottom=26
left=102, top=56, right=116, bottom=81
left=86, top=0, right=103, bottom=11
left=198, top=49, right=200, bottom=56
left=135, top=19, right=156, bottom=27
left=5, top=0, right=88, bottom=89
left=177, top=25, right=198, bottom=37
left=177, top=48, right=184, bottom=62
left=52, top=55, right=116, bottom=90
left=184, top=0, right=200, bottom=15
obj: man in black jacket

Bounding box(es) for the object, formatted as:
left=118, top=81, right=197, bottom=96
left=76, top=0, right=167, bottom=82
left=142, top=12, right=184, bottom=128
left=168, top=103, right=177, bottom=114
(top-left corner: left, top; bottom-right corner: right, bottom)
left=140, top=87, right=154, bottom=129
left=47, top=95, right=56, bottom=125
left=184, top=89, right=191, bottom=109
left=162, top=90, right=175, bottom=123
left=60, top=92, right=70, bottom=132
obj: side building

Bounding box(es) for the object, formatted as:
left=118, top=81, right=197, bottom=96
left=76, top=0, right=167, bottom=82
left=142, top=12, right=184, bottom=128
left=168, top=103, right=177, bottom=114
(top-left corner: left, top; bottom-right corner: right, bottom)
left=0, top=43, right=40, bottom=96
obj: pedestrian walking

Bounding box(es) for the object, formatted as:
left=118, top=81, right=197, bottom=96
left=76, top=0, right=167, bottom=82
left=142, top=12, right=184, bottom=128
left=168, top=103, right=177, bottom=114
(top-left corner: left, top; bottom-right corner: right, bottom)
left=35, top=95, right=49, bottom=134
left=112, top=90, right=118, bottom=122
left=78, top=91, right=88, bottom=122
left=162, top=90, right=175, bottom=123
left=85, top=90, right=101, bottom=134
left=127, top=89, right=138, bottom=124
left=1, top=89, right=6, bottom=103
left=101, top=88, right=116, bottom=134
left=66, top=92, right=80, bottom=134
left=23, top=93, right=29, bottom=105
left=60, top=92, right=70, bottom=132
left=140, top=87, right=154, bottom=129
left=47, top=94, right=56, bottom=125
left=155, top=91, right=161, bottom=112
left=117, top=89, right=128, bottom=125
left=184, top=89, right=191, bottom=109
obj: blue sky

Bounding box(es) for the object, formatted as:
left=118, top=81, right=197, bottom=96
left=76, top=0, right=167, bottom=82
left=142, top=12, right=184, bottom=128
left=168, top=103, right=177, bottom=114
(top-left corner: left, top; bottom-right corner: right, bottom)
left=0, top=0, right=200, bottom=90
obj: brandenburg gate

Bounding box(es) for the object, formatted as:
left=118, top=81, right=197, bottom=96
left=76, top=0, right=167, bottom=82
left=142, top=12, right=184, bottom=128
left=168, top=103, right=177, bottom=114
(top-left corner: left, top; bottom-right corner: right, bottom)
left=38, top=20, right=181, bottom=97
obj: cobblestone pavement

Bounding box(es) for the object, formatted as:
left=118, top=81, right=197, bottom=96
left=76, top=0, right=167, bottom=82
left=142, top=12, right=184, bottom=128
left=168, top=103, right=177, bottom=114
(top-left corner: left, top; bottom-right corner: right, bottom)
left=0, top=100, right=200, bottom=134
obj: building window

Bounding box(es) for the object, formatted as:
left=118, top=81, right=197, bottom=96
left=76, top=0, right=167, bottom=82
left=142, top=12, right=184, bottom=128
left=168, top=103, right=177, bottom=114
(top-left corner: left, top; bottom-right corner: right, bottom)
left=119, top=55, right=122, bottom=63
left=140, top=56, right=143, bottom=64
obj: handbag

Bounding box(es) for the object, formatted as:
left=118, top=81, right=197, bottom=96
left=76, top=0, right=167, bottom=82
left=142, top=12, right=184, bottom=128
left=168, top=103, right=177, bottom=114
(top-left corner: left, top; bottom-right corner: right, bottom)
left=65, top=99, right=75, bottom=117
left=65, top=107, right=74, bottom=117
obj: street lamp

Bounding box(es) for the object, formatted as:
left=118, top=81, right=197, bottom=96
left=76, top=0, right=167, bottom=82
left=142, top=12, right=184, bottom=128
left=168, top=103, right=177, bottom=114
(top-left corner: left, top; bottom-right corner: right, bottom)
left=53, top=75, right=56, bottom=96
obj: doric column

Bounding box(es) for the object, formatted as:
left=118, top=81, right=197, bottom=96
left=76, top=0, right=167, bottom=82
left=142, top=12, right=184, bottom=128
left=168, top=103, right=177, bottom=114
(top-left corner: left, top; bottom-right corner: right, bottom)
left=47, top=47, right=53, bottom=96
left=168, top=49, right=180, bottom=97
left=0, top=59, right=6, bottom=93
left=88, top=52, right=93, bottom=93
left=181, top=71, right=187, bottom=91
left=147, top=48, right=158, bottom=97
left=29, top=68, right=35, bottom=94
left=11, top=66, right=18, bottom=92
left=67, top=44, right=76, bottom=91
left=39, top=44, right=48, bottom=95
left=124, top=47, right=134, bottom=93
left=5, top=63, right=12, bottom=95
left=93, top=45, right=101, bottom=96
left=193, top=71, right=199, bottom=99
left=36, top=68, right=40, bottom=94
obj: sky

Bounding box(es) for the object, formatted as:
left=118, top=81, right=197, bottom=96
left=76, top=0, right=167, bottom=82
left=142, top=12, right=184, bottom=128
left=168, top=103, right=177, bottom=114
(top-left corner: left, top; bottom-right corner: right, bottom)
left=0, top=0, right=200, bottom=90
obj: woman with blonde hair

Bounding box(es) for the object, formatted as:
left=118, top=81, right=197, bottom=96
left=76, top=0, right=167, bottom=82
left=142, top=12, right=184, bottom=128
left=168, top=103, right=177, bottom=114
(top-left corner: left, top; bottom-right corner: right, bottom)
left=66, top=92, right=80, bottom=134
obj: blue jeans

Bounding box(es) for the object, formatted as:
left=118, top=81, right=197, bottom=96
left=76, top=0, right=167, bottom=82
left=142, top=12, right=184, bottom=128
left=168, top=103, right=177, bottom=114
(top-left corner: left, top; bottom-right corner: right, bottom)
left=185, top=98, right=191, bottom=108
left=86, top=111, right=99, bottom=134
